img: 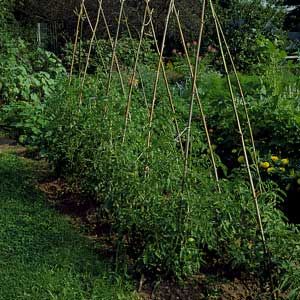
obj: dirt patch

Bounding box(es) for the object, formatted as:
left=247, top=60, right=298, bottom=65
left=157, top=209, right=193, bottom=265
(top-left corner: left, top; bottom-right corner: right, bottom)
left=38, top=178, right=118, bottom=260
left=0, top=137, right=17, bottom=145
left=39, top=179, right=96, bottom=219
left=137, top=274, right=274, bottom=300
left=0, top=137, right=27, bottom=155
left=38, top=179, right=107, bottom=232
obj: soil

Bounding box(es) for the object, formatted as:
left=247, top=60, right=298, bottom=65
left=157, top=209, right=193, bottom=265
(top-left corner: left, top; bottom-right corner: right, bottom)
left=138, top=276, right=271, bottom=300
left=0, top=136, right=26, bottom=154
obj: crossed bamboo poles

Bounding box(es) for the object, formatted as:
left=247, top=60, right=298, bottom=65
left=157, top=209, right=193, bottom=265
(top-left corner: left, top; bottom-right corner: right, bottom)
left=68, top=0, right=274, bottom=295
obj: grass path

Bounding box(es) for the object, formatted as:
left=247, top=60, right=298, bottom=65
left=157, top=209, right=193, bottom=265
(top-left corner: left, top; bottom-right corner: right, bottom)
left=0, top=153, right=136, bottom=300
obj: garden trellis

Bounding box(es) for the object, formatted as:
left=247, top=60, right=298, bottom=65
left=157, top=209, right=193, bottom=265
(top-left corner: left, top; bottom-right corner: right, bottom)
left=69, top=0, right=275, bottom=293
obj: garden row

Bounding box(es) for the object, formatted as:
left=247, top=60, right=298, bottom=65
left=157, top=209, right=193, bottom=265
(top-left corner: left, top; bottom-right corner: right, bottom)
left=1, top=5, right=300, bottom=298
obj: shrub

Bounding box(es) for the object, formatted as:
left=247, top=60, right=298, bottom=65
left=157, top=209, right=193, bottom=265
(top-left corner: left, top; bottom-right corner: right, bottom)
left=0, top=39, right=65, bottom=104
left=0, top=100, right=46, bottom=145
left=0, top=0, right=16, bottom=31
left=0, top=32, right=66, bottom=143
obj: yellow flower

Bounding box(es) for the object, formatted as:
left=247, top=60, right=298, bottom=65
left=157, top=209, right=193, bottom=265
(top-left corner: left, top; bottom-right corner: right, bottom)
left=260, top=161, right=270, bottom=169
left=234, top=239, right=241, bottom=247
left=281, top=158, right=289, bottom=166
left=271, top=155, right=279, bottom=162
left=247, top=240, right=254, bottom=249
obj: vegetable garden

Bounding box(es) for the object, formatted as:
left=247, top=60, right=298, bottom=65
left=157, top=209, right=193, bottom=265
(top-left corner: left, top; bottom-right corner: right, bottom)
left=1, top=0, right=300, bottom=298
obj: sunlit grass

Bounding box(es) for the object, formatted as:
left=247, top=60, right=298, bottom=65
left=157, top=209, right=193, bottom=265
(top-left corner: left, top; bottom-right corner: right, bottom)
left=0, top=154, right=135, bottom=300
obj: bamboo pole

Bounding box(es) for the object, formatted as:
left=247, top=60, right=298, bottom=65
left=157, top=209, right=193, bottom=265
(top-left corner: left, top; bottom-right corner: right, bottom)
left=211, top=4, right=277, bottom=296
left=69, top=0, right=85, bottom=84
left=214, top=15, right=263, bottom=194
left=173, top=4, right=220, bottom=191
left=121, top=8, right=149, bottom=110
left=146, top=0, right=174, bottom=150
left=208, top=4, right=276, bottom=295
left=182, top=0, right=206, bottom=184
left=100, top=4, right=126, bottom=97
left=145, top=0, right=186, bottom=157
left=122, top=3, right=149, bottom=143
left=79, top=0, right=103, bottom=104
left=106, top=0, right=126, bottom=96
left=209, top=0, right=264, bottom=243
left=78, top=11, right=84, bottom=77
left=82, top=3, right=108, bottom=77
left=146, top=2, right=185, bottom=156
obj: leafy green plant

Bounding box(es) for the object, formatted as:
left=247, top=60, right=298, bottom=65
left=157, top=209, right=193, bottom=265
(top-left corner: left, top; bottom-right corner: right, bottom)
left=63, top=36, right=156, bottom=74
left=0, top=30, right=66, bottom=144
left=0, top=38, right=65, bottom=103
left=40, top=76, right=300, bottom=297
left=0, top=100, right=47, bottom=145
left=211, top=0, right=285, bottom=71
left=0, top=0, right=16, bottom=32
left=1, top=0, right=300, bottom=296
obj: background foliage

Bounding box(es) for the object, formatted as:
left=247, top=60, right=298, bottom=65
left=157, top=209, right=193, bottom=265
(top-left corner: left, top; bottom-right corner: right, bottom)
left=12, top=0, right=286, bottom=71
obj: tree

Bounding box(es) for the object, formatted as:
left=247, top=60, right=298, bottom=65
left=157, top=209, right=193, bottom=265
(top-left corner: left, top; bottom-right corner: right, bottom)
left=284, top=0, right=300, bottom=31
left=209, top=0, right=285, bottom=70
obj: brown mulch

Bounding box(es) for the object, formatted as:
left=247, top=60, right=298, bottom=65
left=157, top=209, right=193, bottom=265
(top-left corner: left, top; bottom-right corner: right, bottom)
left=139, top=276, right=266, bottom=300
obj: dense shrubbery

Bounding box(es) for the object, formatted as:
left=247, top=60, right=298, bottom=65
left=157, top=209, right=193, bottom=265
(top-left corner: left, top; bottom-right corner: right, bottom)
left=0, top=40, right=65, bottom=103
left=11, top=0, right=286, bottom=71
left=0, top=0, right=15, bottom=30
left=0, top=0, right=66, bottom=144
left=170, top=39, right=300, bottom=168
left=0, top=49, right=65, bottom=143
left=211, top=0, right=284, bottom=70
left=0, top=27, right=65, bottom=143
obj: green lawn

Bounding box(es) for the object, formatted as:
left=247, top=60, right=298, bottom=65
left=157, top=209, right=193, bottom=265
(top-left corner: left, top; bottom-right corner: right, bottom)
left=0, top=154, right=136, bottom=300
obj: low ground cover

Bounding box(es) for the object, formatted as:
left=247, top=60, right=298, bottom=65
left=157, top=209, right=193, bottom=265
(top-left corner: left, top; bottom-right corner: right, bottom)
left=0, top=152, right=136, bottom=300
